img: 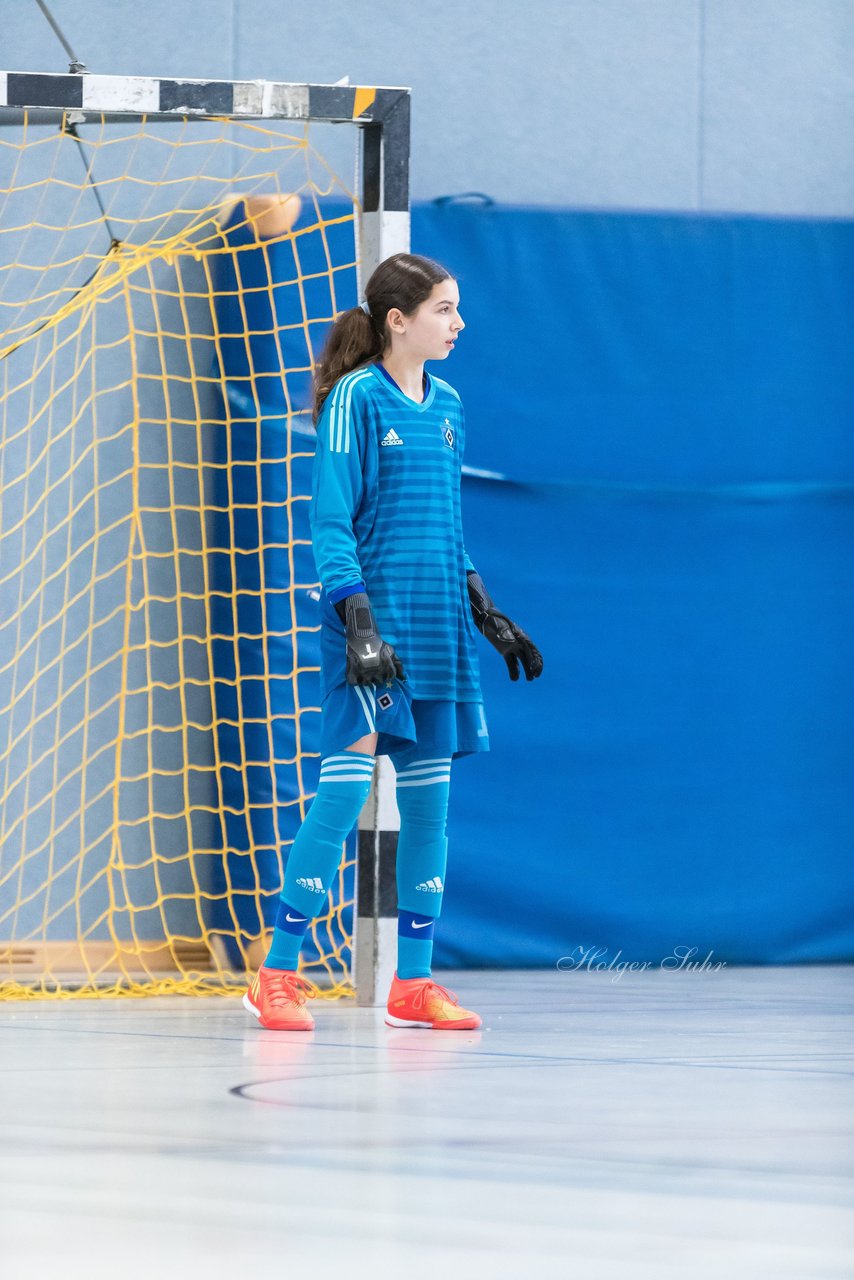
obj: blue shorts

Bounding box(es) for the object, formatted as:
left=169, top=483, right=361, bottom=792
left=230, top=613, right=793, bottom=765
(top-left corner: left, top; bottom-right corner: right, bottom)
left=319, top=677, right=490, bottom=767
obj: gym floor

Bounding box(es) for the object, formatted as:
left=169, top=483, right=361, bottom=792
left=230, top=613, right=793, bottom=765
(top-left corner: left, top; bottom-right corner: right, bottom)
left=1, top=966, right=851, bottom=1279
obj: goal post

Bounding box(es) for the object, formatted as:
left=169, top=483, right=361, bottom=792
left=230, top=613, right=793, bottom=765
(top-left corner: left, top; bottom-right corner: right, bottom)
left=0, top=70, right=408, bottom=1003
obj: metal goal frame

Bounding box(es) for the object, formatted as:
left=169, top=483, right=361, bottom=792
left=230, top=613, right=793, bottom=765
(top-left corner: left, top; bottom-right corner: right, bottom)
left=0, top=68, right=410, bottom=1005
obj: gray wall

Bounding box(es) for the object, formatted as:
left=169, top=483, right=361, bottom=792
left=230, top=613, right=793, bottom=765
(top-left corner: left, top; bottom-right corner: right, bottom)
left=4, top=0, right=853, bottom=216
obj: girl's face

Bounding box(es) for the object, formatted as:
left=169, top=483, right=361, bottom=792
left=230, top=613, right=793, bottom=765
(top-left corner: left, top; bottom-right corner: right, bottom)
left=385, top=279, right=465, bottom=361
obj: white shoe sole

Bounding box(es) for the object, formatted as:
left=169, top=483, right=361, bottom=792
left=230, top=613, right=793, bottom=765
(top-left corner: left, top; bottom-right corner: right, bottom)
left=385, top=1013, right=434, bottom=1028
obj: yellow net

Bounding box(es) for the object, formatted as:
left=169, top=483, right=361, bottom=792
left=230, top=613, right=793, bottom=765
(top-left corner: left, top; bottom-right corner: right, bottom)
left=0, top=110, right=360, bottom=999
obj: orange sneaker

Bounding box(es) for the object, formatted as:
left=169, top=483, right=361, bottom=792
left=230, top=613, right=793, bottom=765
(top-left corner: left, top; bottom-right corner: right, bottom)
left=385, top=973, right=482, bottom=1030
left=243, top=967, right=315, bottom=1031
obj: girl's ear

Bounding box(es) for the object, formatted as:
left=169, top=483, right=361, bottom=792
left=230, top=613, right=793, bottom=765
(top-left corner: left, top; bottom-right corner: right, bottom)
left=386, top=306, right=405, bottom=333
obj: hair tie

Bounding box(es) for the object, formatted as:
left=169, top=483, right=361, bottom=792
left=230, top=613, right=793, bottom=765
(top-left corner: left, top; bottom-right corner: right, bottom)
left=358, top=299, right=371, bottom=316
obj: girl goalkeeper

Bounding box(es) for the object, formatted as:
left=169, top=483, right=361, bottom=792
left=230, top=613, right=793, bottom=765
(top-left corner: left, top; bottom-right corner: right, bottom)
left=244, top=252, right=542, bottom=1031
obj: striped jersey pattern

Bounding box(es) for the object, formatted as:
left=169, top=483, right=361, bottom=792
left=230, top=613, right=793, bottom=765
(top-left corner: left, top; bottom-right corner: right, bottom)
left=310, top=363, right=482, bottom=702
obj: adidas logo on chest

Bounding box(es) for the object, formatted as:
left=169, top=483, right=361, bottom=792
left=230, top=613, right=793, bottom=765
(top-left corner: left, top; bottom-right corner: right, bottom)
left=381, top=428, right=404, bottom=447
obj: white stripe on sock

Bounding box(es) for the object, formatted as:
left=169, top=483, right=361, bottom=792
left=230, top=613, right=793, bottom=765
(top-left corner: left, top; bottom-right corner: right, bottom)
left=320, top=760, right=375, bottom=772
left=396, top=775, right=451, bottom=788
left=321, top=753, right=374, bottom=767
left=397, top=764, right=451, bottom=777
left=319, top=773, right=374, bottom=783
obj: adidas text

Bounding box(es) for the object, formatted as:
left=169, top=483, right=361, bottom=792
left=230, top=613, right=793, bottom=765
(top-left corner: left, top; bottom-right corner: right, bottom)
left=416, top=876, right=444, bottom=893
left=381, top=428, right=404, bottom=447
left=296, top=877, right=325, bottom=893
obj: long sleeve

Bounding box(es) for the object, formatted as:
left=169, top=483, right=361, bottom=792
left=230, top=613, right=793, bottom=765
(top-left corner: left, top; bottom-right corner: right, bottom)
left=310, top=374, right=371, bottom=600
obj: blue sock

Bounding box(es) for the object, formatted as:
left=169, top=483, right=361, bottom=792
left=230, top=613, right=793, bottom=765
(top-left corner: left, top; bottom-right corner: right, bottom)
left=397, top=910, right=436, bottom=980
left=265, top=900, right=311, bottom=971
left=265, top=752, right=375, bottom=971
left=393, top=757, right=451, bottom=980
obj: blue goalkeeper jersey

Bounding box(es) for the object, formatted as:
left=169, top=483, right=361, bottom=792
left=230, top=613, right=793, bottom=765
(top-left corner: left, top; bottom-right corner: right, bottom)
left=310, top=362, right=483, bottom=702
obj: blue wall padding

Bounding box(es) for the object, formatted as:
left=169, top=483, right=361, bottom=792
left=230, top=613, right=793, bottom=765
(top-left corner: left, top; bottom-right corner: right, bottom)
left=408, top=202, right=854, bottom=968
left=208, top=197, right=854, bottom=968
left=206, top=206, right=357, bottom=962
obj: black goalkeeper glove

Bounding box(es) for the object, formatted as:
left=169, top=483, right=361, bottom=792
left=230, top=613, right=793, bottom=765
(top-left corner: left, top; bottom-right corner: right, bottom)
left=333, top=591, right=406, bottom=687
left=467, top=570, right=543, bottom=683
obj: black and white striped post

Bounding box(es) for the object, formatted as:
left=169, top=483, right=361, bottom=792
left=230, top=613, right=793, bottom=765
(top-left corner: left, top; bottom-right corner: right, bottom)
left=352, top=84, right=411, bottom=1005
left=0, top=69, right=411, bottom=1004
left=355, top=758, right=400, bottom=1006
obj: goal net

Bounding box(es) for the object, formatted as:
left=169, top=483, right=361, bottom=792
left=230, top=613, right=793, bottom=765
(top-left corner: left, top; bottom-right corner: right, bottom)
left=0, top=77, right=406, bottom=1000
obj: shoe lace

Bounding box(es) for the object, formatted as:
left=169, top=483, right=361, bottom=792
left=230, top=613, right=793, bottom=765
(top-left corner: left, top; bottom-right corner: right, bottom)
left=266, top=971, right=315, bottom=1009
left=411, top=979, right=459, bottom=1011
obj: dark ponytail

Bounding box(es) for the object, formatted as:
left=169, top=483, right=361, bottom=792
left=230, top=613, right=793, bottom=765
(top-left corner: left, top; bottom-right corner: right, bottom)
left=312, top=252, right=452, bottom=422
